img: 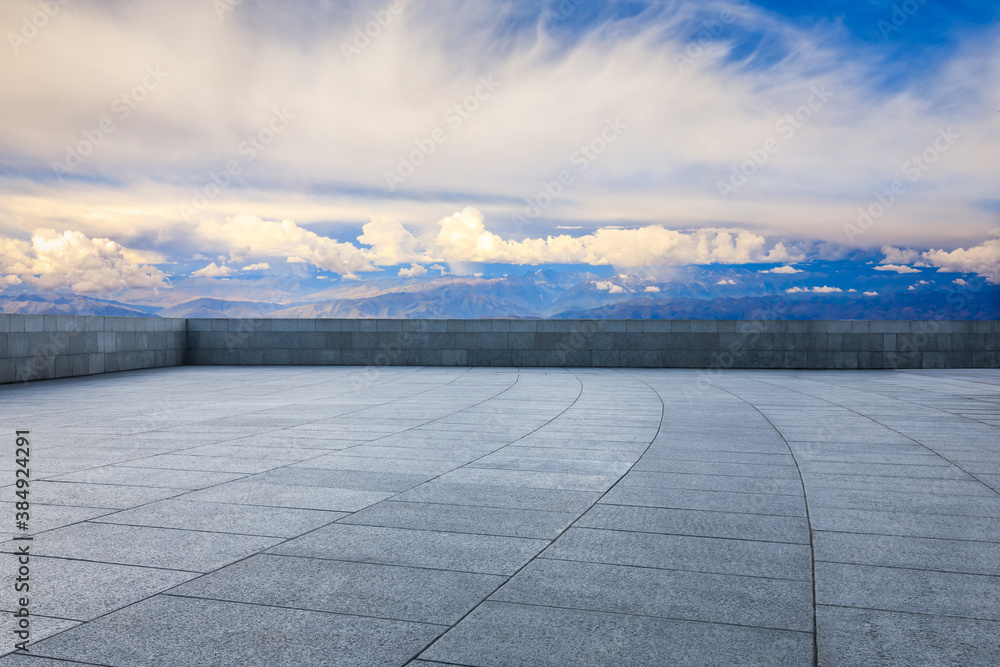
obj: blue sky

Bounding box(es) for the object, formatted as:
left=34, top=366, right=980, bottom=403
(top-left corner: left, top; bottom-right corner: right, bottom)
left=0, top=0, right=997, bottom=306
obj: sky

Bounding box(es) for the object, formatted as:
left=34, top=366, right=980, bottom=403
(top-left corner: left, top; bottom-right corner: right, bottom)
left=0, top=0, right=998, bottom=309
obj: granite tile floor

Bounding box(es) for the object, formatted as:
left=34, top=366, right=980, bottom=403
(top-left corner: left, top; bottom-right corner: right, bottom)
left=0, top=366, right=997, bottom=666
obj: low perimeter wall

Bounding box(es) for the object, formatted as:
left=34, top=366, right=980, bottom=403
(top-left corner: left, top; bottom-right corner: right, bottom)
left=0, top=314, right=186, bottom=384
left=1, top=315, right=997, bottom=384
left=185, top=318, right=999, bottom=370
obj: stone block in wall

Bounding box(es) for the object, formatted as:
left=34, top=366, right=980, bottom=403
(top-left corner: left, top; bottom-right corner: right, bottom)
left=263, top=349, right=291, bottom=365
left=591, top=350, right=620, bottom=367
left=315, top=319, right=342, bottom=332
left=507, top=333, right=534, bottom=350
left=315, top=349, right=341, bottom=365
left=376, top=320, right=403, bottom=332
left=0, top=359, right=14, bottom=383
left=55, top=356, right=72, bottom=378
left=784, top=351, right=807, bottom=369
left=289, top=349, right=316, bottom=365
left=420, top=320, right=450, bottom=332
left=325, top=332, right=352, bottom=349
left=508, top=320, right=537, bottom=333
left=441, top=349, right=467, bottom=366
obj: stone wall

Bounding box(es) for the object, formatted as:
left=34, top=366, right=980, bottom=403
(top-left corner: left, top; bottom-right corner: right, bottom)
left=0, top=314, right=186, bottom=384
left=185, top=319, right=999, bottom=370
left=2, top=316, right=997, bottom=384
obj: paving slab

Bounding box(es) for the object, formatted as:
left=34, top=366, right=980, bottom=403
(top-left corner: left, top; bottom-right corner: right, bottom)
left=4, top=522, right=281, bottom=572
left=816, top=605, right=1000, bottom=667
left=269, top=523, right=549, bottom=576
left=1, top=365, right=997, bottom=665
left=92, top=499, right=344, bottom=537
left=578, top=504, right=810, bottom=543
left=491, top=558, right=813, bottom=631
left=543, top=527, right=813, bottom=580
left=340, top=500, right=577, bottom=539
left=173, top=553, right=504, bottom=625
left=26, top=595, right=444, bottom=667
left=420, top=601, right=813, bottom=666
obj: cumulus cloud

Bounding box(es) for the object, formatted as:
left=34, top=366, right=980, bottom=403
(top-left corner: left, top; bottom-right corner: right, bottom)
left=880, top=246, right=921, bottom=265
left=433, top=208, right=799, bottom=268
left=863, top=291, right=878, bottom=296
left=398, top=264, right=428, bottom=278
left=786, top=286, right=842, bottom=294
left=0, top=274, right=23, bottom=289
left=595, top=281, right=625, bottom=294
left=194, top=215, right=377, bottom=275
left=716, top=279, right=736, bottom=285
left=358, top=219, right=426, bottom=266
left=241, top=262, right=271, bottom=271
left=759, top=265, right=803, bottom=274
left=645, top=286, right=661, bottom=292
left=908, top=280, right=931, bottom=290
left=874, top=264, right=922, bottom=274
left=921, top=233, right=1000, bottom=284
left=191, top=262, right=235, bottom=278
left=0, top=229, right=168, bottom=293
left=953, top=278, right=968, bottom=286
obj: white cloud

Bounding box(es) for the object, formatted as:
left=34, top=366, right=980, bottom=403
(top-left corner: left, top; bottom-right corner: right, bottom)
left=953, top=278, right=968, bottom=286
left=874, top=264, right=921, bottom=274
left=880, top=246, right=920, bottom=265
left=241, top=262, right=271, bottom=271
left=759, top=265, right=803, bottom=274
left=0, top=229, right=168, bottom=293
left=191, top=262, right=235, bottom=278
left=644, top=286, right=661, bottom=292
left=358, top=219, right=426, bottom=266
left=595, top=281, right=625, bottom=294
left=0, top=0, right=997, bottom=252
left=716, top=279, right=736, bottom=285
left=0, top=274, right=23, bottom=289
left=342, top=273, right=361, bottom=281
left=194, top=215, right=376, bottom=275
left=908, top=280, right=931, bottom=290
left=863, top=291, right=878, bottom=296
left=429, top=264, right=448, bottom=275
left=432, top=207, right=799, bottom=268
left=398, top=264, right=428, bottom=278
left=786, top=286, right=842, bottom=294
left=921, top=234, right=1000, bottom=284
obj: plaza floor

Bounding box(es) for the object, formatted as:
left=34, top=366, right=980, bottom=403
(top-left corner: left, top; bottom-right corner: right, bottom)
left=0, top=366, right=998, bottom=666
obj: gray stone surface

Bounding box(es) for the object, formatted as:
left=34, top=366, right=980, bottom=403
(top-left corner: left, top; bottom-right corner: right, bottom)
left=0, top=366, right=997, bottom=665
left=3, top=317, right=996, bottom=385
left=269, top=523, right=549, bottom=576
left=421, top=601, right=813, bottom=666
left=27, top=595, right=444, bottom=666
left=173, top=553, right=505, bottom=625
